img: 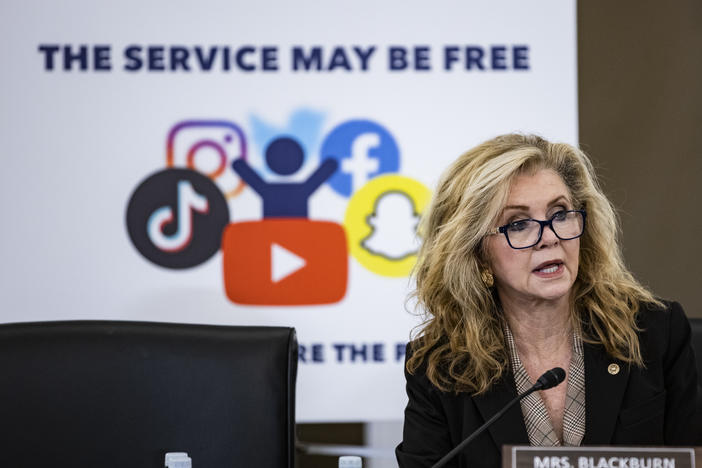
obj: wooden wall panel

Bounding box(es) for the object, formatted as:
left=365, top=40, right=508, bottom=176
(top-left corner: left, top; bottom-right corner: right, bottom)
left=578, top=0, right=702, bottom=317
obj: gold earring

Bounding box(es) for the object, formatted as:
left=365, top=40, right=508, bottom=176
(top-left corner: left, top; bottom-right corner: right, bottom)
left=481, top=269, right=494, bottom=288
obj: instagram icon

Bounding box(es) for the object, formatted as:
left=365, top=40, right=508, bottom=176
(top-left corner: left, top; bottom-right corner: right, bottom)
left=166, top=120, right=248, bottom=199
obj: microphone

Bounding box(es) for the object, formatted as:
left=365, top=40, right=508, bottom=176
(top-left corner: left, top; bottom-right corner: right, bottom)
left=430, top=367, right=566, bottom=468
left=534, top=367, right=566, bottom=391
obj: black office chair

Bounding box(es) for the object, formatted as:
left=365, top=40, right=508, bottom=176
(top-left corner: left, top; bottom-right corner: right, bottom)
left=0, top=321, right=297, bottom=468
left=690, top=318, right=702, bottom=386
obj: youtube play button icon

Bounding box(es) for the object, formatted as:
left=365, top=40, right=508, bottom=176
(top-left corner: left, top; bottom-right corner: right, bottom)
left=271, top=243, right=306, bottom=283
left=222, top=219, right=348, bottom=305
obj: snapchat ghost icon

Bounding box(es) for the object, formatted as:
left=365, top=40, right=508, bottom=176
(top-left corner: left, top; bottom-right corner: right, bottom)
left=361, top=191, right=420, bottom=260
left=344, top=174, right=430, bottom=277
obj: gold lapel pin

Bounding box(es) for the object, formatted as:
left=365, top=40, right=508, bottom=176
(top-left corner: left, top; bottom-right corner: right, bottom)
left=607, top=363, right=620, bottom=375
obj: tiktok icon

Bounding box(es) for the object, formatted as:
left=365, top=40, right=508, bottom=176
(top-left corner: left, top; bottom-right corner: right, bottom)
left=147, top=180, right=209, bottom=253
left=126, top=168, right=229, bottom=269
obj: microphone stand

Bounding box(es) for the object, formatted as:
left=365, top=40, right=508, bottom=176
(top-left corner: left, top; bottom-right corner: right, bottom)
left=429, top=365, right=566, bottom=468
left=430, top=385, right=537, bottom=468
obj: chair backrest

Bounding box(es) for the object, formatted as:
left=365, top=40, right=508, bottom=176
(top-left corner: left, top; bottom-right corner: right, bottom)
left=691, top=318, right=702, bottom=386
left=0, top=320, right=297, bottom=468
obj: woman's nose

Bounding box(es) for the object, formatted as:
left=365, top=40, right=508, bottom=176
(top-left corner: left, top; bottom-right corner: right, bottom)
left=536, top=223, right=559, bottom=248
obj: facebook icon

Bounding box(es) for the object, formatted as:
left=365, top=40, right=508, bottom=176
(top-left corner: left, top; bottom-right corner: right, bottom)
left=320, top=119, right=400, bottom=197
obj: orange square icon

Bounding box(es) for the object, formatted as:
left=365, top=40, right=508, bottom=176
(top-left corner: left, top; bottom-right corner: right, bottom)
left=222, top=219, right=348, bottom=305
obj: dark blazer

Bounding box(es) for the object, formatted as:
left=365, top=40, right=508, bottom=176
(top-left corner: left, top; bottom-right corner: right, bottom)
left=396, top=301, right=701, bottom=468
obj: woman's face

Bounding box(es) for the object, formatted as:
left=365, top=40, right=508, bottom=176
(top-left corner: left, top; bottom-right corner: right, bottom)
left=486, top=169, right=580, bottom=308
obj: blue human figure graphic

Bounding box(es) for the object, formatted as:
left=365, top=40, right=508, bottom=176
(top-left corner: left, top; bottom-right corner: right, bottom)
left=232, top=136, right=338, bottom=218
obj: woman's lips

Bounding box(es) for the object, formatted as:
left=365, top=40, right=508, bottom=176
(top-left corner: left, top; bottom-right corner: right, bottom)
left=533, top=262, right=564, bottom=277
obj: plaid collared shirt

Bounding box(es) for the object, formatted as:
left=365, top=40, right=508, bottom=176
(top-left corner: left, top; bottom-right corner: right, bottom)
left=504, top=324, right=586, bottom=446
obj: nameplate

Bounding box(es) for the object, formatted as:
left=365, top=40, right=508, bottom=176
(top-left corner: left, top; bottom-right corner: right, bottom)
left=504, top=446, right=696, bottom=468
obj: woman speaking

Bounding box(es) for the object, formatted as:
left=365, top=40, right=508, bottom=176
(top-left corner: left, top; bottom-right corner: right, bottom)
left=396, top=134, right=700, bottom=468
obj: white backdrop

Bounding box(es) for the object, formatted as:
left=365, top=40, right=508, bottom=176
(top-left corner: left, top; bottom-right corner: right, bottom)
left=0, top=0, right=577, bottom=421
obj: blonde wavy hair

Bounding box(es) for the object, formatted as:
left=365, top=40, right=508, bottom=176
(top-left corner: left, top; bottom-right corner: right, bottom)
left=407, top=134, right=660, bottom=394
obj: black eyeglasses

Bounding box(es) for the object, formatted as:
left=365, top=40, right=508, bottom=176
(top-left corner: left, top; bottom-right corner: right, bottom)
left=490, top=209, right=586, bottom=249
